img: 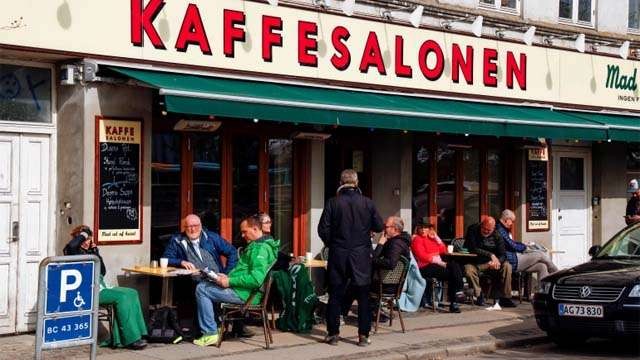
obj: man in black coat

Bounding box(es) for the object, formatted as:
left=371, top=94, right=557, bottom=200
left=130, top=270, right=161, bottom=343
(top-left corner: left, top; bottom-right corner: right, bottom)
left=318, top=169, right=384, bottom=347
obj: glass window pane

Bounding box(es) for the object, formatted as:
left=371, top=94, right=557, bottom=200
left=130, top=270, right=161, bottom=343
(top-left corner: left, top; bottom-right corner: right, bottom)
left=501, top=0, right=517, bottom=9
left=560, top=157, right=584, bottom=190
left=269, top=139, right=293, bottom=254
left=437, top=146, right=456, bottom=239
left=463, top=149, right=480, bottom=232
left=559, top=0, right=573, bottom=19
left=480, top=0, right=495, bottom=4
left=578, top=0, right=592, bottom=22
left=630, top=0, right=640, bottom=29
left=0, top=64, right=51, bottom=123
left=488, top=150, right=505, bottom=219
left=192, top=134, right=221, bottom=233
left=412, top=144, right=431, bottom=228
left=232, top=137, right=259, bottom=248
left=151, top=133, right=181, bottom=260
left=627, top=144, right=640, bottom=171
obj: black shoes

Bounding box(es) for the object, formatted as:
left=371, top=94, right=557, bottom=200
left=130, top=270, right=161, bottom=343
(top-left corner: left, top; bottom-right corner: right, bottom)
left=474, top=294, right=486, bottom=306
left=358, top=335, right=371, bottom=347
left=449, top=303, right=461, bottom=313
left=127, top=339, right=147, bottom=350
left=499, top=298, right=517, bottom=308
left=324, top=334, right=339, bottom=346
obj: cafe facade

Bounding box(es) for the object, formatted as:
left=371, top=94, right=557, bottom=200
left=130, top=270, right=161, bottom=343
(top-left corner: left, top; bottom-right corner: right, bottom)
left=1, top=0, right=639, bottom=333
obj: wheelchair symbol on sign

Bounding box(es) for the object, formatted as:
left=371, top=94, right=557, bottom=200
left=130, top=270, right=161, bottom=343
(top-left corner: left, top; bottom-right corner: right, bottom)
left=73, top=292, right=85, bottom=309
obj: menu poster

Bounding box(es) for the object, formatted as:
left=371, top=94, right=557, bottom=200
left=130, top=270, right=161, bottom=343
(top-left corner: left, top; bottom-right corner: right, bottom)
left=526, top=148, right=550, bottom=231
left=94, top=117, right=143, bottom=244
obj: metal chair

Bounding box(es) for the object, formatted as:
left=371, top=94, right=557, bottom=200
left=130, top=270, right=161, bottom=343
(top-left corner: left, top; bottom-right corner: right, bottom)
left=513, top=271, right=532, bottom=303
left=217, top=270, right=275, bottom=349
left=371, top=256, right=410, bottom=333
left=98, top=304, right=115, bottom=348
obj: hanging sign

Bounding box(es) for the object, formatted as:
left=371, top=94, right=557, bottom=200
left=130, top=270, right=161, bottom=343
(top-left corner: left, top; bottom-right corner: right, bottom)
left=94, top=116, right=143, bottom=244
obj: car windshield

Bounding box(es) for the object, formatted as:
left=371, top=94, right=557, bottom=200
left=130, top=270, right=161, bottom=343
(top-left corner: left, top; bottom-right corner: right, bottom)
left=596, top=225, right=640, bottom=259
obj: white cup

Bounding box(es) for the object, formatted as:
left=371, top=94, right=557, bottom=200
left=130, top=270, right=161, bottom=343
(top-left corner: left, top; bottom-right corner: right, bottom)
left=306, top=252, right=313, bottom=263
left=447, top=245, right=454, bottom=253
left=159, top=257, right=168, bottom=269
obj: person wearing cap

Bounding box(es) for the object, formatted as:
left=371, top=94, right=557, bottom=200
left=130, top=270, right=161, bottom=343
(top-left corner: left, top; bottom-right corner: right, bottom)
left=626, top=179, right=640, bottom=225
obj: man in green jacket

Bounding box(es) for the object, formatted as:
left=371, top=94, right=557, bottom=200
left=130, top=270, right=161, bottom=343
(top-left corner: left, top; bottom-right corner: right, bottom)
left=193, top=216, right=280, bottom=346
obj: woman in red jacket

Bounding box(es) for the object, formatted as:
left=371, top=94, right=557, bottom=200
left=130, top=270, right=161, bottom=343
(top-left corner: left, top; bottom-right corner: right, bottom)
left=411, top=222, right=465, bottom=313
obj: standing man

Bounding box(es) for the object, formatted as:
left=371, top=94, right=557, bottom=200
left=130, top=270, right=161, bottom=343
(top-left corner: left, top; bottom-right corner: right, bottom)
left=318, top=169, right=384, bottom=347
left=464, top=216, right=516, bottom=308
left=626, top=179, right=640, bottom=225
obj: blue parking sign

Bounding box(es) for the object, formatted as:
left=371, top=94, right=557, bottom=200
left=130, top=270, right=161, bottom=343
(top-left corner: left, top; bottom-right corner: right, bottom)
left=45, top=261, right=95, bottom=314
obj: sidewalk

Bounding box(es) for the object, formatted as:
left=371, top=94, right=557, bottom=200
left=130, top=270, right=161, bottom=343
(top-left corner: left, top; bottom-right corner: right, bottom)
left=0, top=304, right=547, bottom=360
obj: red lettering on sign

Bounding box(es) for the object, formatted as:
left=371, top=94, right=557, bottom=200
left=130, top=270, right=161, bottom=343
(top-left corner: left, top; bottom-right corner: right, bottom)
left=483, top=48, right=498, bottom=87
left=330, top=26, right=351, bottom=71
left=175, top=4, right=211, bottom=55
left=452, top=44, right=473, bottom=84
left=130, top=0, right=166, bottom=49
left=223, top=9, right=245, bottom=58
left=394, top=36, right=412, bottom=78
left=262, top=16, right=283, bottom=62
left=298, top=21, right=318, bottom=67
left=418, top=40, right=444, bottom=81
left=506, top=51, right=527, bottom=90
left=359, top=32, right=386, bottom=75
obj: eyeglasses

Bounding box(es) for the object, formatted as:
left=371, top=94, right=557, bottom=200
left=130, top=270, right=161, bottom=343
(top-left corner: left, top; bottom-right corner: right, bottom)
left=384, top=225, right=395, bottom=229
left=185, top=224, right=201, bottom=229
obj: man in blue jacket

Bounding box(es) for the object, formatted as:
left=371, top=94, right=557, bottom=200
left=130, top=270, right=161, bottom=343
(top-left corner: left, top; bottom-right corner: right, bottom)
left=163, top=214, right=238, bottom=274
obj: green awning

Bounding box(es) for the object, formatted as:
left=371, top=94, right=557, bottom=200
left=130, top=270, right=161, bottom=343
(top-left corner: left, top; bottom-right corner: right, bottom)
left=559, top=111, right=639, bottom=142
left=109, top=67, right=639, bottom=142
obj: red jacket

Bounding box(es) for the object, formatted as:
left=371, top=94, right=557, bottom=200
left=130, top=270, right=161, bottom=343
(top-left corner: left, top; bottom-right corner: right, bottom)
left=411, top=234, right=446, bottom=269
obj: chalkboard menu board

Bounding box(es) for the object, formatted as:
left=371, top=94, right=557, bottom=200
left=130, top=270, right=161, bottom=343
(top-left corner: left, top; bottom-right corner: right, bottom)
left=526, top=148, right=549, bottom=231
left=94, top=117, right=143, bottom=244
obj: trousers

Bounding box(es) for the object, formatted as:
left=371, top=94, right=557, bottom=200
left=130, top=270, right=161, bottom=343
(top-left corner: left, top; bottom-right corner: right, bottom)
left=464, top=261, right=513, bottom=298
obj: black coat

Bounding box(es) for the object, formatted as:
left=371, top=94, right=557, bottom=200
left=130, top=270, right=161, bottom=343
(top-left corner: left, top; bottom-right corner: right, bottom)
left=372, top=232, right=411, bottom=270
left=318, top=187, right=384, bottom=286
left=464, top=223, right=507, bottom=265
left=63, top=234, right=107, bottom=276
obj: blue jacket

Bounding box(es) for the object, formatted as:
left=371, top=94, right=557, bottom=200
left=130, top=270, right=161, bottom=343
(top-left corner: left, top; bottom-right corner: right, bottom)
left=496, top=221, right=526, bottom=271
left=398, top=253, right=426, bottom=312
left=163, top=229, right=238, bottom=274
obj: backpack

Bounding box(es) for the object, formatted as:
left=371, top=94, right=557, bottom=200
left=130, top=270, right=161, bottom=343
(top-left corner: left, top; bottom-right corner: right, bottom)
left=147, top=305, right=184, bottom=344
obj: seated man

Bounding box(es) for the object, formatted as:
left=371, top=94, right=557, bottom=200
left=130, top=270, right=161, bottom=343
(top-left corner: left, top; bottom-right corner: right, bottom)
left=193, top=216, right=280, bottom=346
left=497, top=209, right=558, bottom=283
left=464, top=216, right=516, bottom=308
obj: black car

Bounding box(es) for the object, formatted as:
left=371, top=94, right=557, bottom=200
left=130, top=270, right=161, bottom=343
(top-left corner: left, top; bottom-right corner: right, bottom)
left=533, top=222, right=640, bottom=345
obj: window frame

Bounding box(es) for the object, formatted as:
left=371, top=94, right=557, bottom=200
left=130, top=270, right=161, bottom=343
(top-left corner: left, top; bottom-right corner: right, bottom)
left=478, top=0, right=521, bottom=15
left=558, top=0, right=596, bottom=28
left=629, top=0, right=640, bottom=33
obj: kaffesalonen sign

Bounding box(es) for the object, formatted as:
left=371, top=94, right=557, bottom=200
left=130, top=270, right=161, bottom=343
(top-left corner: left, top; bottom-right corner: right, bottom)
left=2, top=0, right=639, bottom=111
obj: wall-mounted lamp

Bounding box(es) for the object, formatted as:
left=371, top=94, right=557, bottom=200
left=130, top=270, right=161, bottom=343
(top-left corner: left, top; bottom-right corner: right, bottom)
left=266, top=0, right=278, bottom=6
left=409, top=5, right=424, bottom=28
left=544, top=33, right=585, bottom=53
left=342, top=0, right=355, bottom=16
left=495, top=25, right=536, bottom=46
left=313, top=0, right=332, bottom=8
left=441, top=15, right=483, bottom=38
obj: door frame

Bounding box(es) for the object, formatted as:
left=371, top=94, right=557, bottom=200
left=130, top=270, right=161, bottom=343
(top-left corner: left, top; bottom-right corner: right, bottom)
left=551, top=145, right=592, bottom=268
left=0, top=59, right=57, bottom=333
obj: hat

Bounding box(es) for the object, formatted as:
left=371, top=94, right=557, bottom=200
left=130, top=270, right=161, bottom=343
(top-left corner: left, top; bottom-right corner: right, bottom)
left=628, top=179, right=639, bottom=193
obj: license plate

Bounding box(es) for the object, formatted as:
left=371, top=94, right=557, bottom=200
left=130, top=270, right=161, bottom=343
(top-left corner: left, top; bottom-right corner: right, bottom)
left=558, top=303, right=604, bottom=318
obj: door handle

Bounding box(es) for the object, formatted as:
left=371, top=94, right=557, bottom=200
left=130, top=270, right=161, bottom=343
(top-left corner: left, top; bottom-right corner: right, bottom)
left=8, top=221, right=18, bottom=242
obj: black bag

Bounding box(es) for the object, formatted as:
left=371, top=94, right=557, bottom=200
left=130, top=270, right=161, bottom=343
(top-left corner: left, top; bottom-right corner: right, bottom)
left=147, top=306, right=184, bottom=344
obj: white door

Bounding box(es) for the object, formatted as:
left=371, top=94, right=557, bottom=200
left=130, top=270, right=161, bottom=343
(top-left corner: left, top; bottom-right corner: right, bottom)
left=0, top=133, right=50, bottom=334
left=552, top=149, right=591, bottom=269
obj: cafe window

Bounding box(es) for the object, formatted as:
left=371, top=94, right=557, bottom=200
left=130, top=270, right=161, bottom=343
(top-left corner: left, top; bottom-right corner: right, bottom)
left=487, top=149, right=505, bottom=219
left=479, top=0, right=520, bottom=14
left=192, top=134, right=221, bottom=233
left=630, top=0, right=640, bottom=32
left=0, top=64, right=52, bottom=123
left=559, top=0, right=595, bottom=26
left=560, top=157, right=584, bottom=190
left=268, top=139, right=293, bottom=254
left=412, top=144, right=432, bottom=229
left=437, top=145, right=457, bottom=239
left=627, top=143, right=640, bottom=184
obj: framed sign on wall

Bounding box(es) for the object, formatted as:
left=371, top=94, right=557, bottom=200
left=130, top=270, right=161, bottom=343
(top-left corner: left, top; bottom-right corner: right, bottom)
left=94, top=116, right=143, bottom=244
left=526, top=147, right=550, bottom=232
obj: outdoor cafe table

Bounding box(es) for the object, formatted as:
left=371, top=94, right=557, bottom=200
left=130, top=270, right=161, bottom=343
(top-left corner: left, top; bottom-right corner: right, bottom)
left=441, top=252, right=478, bottom=265
left=122, top=266, right=199, bottom=306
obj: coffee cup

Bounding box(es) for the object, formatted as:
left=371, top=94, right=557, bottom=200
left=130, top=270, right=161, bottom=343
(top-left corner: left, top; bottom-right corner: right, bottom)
left=447, top=245, right=454, bottom=253
left=160, top=258, right=168, bottom=269
left=306, top=252, right=313, bottom=263
left=150, top=260, right=159, bottom=268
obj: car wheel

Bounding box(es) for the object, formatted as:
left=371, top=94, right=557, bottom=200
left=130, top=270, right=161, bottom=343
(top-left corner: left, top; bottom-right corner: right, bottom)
left=547, top=331, right=586, bottom=347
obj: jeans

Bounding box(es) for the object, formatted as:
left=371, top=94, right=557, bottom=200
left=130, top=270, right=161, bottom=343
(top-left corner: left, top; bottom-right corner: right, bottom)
left=196, top=281, right=243, bottom=335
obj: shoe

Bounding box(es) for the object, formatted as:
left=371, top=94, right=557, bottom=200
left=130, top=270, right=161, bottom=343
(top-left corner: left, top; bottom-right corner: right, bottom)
left=324, top=334, right=339, bottom=346
left=474, top=294, right=486, bottom=306
left=127, top=339, right=147, bottom=350
left=358, top=335, right=371, bottom=347
left=193, top=333, right=219, bottom=347
left=449, top=303, right=461, bottom=313
left=499, top=298, right=517, bottom=308
left=340, top=315, right=346, bottom=326
left=455, top=291, right=467, bottom=303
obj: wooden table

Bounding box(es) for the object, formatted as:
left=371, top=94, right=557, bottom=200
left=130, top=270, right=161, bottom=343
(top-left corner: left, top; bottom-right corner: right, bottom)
left=122, top=266, right=199, bottom=306
left=304, top=259, right=328, bottom=268
left=441, top=252, right=477, bottom=265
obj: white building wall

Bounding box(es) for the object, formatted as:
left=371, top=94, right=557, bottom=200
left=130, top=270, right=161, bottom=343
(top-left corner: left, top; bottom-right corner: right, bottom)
left=438, top=0, right=479, bottom=8
left=309, top=140, right=325, bottom=257
left=523, top=0, right=559, bottom=23
left=596, top=1, right=628, bottom=34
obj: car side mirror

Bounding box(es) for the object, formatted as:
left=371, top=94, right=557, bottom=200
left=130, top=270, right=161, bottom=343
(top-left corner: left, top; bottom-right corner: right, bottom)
left=588, top=245, right=601, bottom=258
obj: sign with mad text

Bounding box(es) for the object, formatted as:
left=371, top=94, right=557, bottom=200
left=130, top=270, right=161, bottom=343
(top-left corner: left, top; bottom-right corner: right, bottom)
left=94, top=116, right=143, bottom=244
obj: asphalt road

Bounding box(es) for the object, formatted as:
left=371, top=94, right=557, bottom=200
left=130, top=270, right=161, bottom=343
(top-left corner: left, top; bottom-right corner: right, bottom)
left=450, top=338, right=640, bottom=360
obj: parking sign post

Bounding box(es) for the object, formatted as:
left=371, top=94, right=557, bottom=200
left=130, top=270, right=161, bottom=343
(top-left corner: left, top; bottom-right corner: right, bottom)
left=35, top=255, right=100, bottom=360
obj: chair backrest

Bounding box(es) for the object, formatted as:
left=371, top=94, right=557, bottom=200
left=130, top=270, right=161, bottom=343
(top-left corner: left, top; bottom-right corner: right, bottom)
left=452, top=237, right=466, bottom=252
left=242, top=262, right=277, bottom=308
left=379, top=255, right=410, bottom=297
left=320, top=246, right=329, bottom=261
